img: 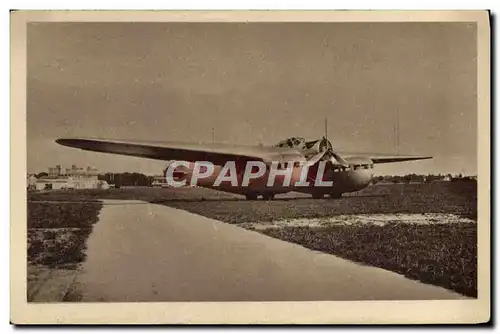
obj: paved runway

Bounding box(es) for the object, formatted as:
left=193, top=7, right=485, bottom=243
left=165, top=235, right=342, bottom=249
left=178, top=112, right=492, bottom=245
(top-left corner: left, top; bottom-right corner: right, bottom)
left=74, top=200, right=465, bottom=302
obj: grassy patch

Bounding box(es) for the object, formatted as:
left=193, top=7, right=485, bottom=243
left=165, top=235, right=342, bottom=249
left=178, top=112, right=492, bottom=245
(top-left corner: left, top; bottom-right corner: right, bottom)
left=28, top=186, right=239, bottom=202
left=27, top=197, right=103, bottom=302
left=163, top=183, right=477, bottom=223
left=27, top=200, right=102, bottom=268
left=259, top=223, right=477, bottom=297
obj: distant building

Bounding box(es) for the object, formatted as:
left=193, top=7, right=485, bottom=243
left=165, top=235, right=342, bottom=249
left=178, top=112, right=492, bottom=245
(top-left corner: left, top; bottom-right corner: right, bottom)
left=30, top=165, right=108, bottom=191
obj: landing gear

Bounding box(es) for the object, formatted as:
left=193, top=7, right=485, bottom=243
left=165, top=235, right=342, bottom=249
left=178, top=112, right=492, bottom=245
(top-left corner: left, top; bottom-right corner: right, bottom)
left=245, top=193, right=275, bottom=200
left=262, top=193, right=275, bottom=201
left=245, top=193, right=258, bottom=200
left=330, top=192, right=343, bottom=199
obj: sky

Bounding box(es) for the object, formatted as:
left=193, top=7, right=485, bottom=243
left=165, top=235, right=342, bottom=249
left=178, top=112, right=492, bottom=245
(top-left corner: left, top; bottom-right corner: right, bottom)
left=27, top=22, right=477, bottom=176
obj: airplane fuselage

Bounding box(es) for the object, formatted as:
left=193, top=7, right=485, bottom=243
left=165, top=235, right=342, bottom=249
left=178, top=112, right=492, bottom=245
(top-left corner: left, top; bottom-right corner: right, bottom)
left=170, top=157, right=374, bottom=199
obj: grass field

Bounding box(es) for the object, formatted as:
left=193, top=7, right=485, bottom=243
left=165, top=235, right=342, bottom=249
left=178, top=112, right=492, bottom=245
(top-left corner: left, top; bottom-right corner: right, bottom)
left=162, top=182, right=477, bottom=223
left=27, top=197, right=102, bottom=301
left=27, top=181, right=477, bottom=298
left=28, top=200, right=102, bottom=267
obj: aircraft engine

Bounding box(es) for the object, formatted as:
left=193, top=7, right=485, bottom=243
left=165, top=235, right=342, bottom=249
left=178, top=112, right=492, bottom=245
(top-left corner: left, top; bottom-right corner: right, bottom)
left=274, top=136, right=349, bottom=168
left=304, top=137, right=332, bottom=154
left=305, top=137, right=349, bottom=168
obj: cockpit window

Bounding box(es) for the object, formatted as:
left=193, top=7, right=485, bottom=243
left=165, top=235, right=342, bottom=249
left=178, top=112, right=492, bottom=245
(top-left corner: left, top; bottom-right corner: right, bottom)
left=274, top=137, right=304, bottom=148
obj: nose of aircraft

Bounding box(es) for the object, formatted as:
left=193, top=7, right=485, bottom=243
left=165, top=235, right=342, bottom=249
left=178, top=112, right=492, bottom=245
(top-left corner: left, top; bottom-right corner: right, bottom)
left=350, top=169, right=373, bottom=191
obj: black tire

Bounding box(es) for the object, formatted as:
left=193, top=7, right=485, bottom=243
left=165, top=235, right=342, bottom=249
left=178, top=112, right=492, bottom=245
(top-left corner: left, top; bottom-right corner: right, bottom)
left=262, top=193, right=275, bottom=201
left=330, top=192, right=342, bottom=199
left=245, top=193, right=258, bottom=200
left=312, top=193, right=324, bottom=199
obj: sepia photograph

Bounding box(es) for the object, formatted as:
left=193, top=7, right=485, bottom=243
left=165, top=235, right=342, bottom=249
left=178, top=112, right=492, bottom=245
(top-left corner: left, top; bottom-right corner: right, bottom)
left=11, top=10, right=490, bottom=324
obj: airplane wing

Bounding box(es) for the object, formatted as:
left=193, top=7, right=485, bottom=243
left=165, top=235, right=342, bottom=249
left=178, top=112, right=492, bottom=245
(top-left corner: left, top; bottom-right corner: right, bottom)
left=369, top=155, right=432, bottom=164
left=55, top=137, right=298, bottom=166
left=338, top=151, right=432, bottom=164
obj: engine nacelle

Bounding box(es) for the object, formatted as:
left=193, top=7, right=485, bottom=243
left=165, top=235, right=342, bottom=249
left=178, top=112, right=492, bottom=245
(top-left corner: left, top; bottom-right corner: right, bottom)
left=301, top=137, right=334, bottom=160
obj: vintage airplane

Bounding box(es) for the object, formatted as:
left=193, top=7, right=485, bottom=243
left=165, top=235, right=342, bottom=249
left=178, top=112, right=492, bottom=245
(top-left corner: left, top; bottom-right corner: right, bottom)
left=56, top=132, right=432, bottom=200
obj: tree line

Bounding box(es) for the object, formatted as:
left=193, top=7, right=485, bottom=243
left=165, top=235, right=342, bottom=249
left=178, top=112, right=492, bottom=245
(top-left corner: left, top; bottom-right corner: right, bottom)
left=98, top=172, right=157, bottom=188
left=372, top=173, right=476, bottom=184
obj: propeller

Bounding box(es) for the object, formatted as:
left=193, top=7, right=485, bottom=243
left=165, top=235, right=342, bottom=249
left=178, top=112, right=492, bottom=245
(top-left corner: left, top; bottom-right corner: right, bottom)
left=305, top=139, right=349, bottom=168
left=305, top=118, right=350, bottom=168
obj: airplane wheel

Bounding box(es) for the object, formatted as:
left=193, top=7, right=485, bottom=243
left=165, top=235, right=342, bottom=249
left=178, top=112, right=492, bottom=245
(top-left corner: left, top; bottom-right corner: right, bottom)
left=246, top=194, right=258, bottom=200
left=262, top=194, right=275, bottom=201
left=312, top=193, right=324, bottom=199
left=330, top=192, right=343, bottom=199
